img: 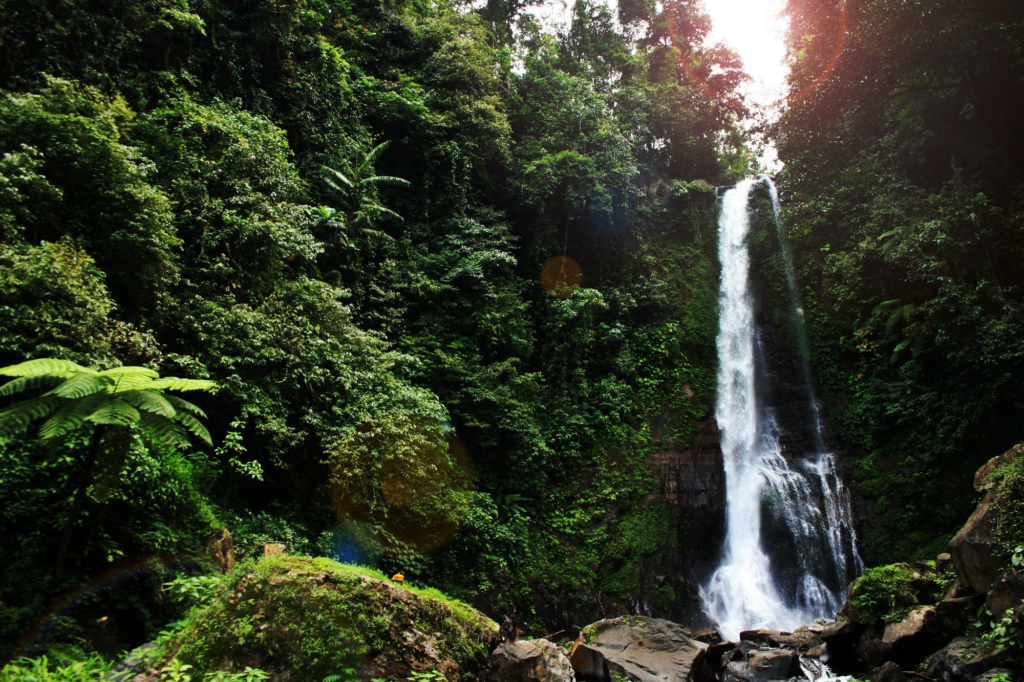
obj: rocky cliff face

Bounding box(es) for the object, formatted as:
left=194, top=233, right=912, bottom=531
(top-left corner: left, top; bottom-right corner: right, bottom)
left=640, top=416, right=726, bottom=625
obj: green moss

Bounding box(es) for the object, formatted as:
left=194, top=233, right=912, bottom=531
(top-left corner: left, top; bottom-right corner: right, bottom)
left=992, top=451, right=1024, bottom=562
left=849, top=564, right=918, bottom=627
left=169, top=555, right=496, bottom=682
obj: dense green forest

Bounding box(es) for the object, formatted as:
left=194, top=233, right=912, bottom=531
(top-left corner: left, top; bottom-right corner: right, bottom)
left=0, top=0, right=747, bottom=661
left=0, top=0, right=1023, bottom=674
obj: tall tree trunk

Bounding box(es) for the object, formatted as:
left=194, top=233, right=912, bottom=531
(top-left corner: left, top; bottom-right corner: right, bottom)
left=52, top=425, right=105, bottom=583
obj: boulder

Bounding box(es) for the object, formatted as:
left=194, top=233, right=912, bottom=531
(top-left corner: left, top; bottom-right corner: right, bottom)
left=168, top=555, right=497, bottom=681
left=949, top=489, right=1003, bottom=595
left=882, top=606, right=946, bottom=665
left=937, top=553, right=953, bottom=575
left=986, top=569, right=1024, bottom=619
left=569, top=617, right=710, bottom=682
left=690, top=630, right=723, bottom=646
left=490, top=639, right=575, bottom=682
left=974, top=444, right=1023, bottom=492
left=924, top=636, right=1015, bottom=681
left=720, top=650, right=797, bottom=682
left=973, top=668, right=1021, bottom=682
left=738, top=630, right=802, bottom=650
left=856, top=629, right=894, bottom=669
left=936, top=595, right=983, bottom=636
left=868, top=661, right=906, bottom=682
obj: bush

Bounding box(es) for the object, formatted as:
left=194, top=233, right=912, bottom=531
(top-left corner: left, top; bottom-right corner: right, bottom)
left=849, top=564, right=918, bottom=626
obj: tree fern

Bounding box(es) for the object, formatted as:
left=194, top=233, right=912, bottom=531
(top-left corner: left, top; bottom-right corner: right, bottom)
left=0, top=358, right=219, bottom=579
left=0, top=358, right=96, bottom=378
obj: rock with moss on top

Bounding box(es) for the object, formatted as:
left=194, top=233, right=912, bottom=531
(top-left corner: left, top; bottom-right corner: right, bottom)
left=166, top=555, right=499, bottom=681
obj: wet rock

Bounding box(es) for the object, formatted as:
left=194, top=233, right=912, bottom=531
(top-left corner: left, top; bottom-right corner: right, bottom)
left=868, top=661, right=906, bottom=682
left=986, top=569, right=1024, bottom=619
left=690, top=630, right=723, bottom=645
left=490, top=639, right=575, bottom=682
left=882, top=606, right=947, bottom=665
left=721, top=650, right=797, bottom=682
left=949, top=488, right=1003, bottom=595
left=937, top=594, right=983, bottom=636
left=973, top=668, right=1021, bottom=682
left=738, top=630, right=802, bottom=650
left=856, top=629, right=894, bottom=669
left=569, top=617, right=709, bottom=682
left=821, top=620, right=865, bottom=650
left=924, top=636, right=1015, bottom=681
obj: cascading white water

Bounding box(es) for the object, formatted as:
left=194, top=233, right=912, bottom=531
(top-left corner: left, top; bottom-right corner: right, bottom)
left=700, top=178, right=862, bottom=641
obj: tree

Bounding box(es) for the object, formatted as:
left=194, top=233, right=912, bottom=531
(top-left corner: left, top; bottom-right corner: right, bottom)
left=320, top=141, right=411, bottom=244
left=0, top=358, right=217, bottom=579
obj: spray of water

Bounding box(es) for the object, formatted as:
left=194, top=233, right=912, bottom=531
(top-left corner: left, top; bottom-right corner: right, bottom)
left=700, top=178, right=862, bottom=640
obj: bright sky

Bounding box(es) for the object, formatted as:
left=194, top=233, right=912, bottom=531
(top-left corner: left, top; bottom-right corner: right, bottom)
left=704, top=0, right=789, bottom=112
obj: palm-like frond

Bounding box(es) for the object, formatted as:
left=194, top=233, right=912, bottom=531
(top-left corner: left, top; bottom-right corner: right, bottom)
left=0, top=359, right=96, bottom=378
left=174, top=410, right=212, bottom=445
left=359, top=175, right=411, bottom=188
left=99, top=367, right=160, bottom=379
left=119, top=389, right=177, bottom=418
left=358, top=141, right=391, bottom=175
left=139, top=411, right=190, bottom=450
left=145, top=377, right=218, bottom=392
left=46, top=373, right=114, bottom=399
left=0, top=396, right=63, bottom=437
left=323, top=166, right=354, bottom=190
left=87, top=399, right=141, bottom=427
left=39, top=393, right=111, bottom=440
left=0, top=375, right=63, bottom=397
left=165, top=394, right=208, bottom=419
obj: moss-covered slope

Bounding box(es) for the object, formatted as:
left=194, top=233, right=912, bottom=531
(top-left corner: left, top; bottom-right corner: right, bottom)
left=170, top=556, right=498, bottom=681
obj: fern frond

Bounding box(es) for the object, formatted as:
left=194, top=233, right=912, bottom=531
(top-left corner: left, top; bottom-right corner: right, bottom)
left=145, top=378, right=218, bottom=392
left=119, top=389, right=177, bottom=418
left=323, top=166, right=354, bottom=189
left=92, top=426, right=134, bottom=503
left=0, top=396, right=63, bottom=437
left=0, top=375, right=63, bottom=397
left=139, top=412, right=190, bottom=450
left=85, top=398, right=141, bottom=427
left=39, top=393, right=109, bottom=439
left=358, top=141, right=391, bottom=175
left=99, top=366, right=160, bottom=379
left=164, top=395, right=208, bottom=419
left=174, top=411, right=212, bottom=445
left=0, top=359, right=95, bottom=378
left=360, top=175, right=410, bottom=188
left=46, top=373, right=115, bottom=399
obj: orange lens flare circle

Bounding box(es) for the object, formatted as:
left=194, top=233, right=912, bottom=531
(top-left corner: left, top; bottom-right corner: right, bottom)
left=540, top=256, right=582, bottom=298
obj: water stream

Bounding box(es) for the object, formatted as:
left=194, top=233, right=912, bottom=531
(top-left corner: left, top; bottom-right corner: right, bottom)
left=700, top=178, right=863, bottom=640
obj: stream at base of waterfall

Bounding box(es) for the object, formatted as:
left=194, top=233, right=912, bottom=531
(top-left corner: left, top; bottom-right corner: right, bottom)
left=700, top=177, right=863, bottom=642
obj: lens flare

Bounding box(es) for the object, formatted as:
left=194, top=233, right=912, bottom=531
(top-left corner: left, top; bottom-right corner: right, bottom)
left=540, top=256, right=582, bottom=298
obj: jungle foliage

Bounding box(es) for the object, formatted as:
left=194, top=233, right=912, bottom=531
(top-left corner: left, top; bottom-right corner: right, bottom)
left=0, top=0, right=746, bottom=659
left=777, top=0, right=1024, bottom=565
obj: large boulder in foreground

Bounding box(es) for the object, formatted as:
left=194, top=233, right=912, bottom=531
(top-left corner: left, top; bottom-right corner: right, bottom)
left=569, top=617, right=710, bottom=682
left=170, top=555, right=498, bottom=681
left=490, top=639, right=575, bottom=682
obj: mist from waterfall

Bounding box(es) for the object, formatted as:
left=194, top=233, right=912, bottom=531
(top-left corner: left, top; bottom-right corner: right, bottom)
left=700, top=178, right=862, bottom=640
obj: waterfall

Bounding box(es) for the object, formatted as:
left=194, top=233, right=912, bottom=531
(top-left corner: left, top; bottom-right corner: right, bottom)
left=700, top=178, right=862, bottom=640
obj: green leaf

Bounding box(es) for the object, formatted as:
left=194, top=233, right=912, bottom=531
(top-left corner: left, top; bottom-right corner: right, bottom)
left=0, top=358, right=95, bottom=378
left=38, top=393, right=110, bottom=439
left=175, top=410, right=212, bottom=445
left=92, top=426, right=134, bottom=503
left=145, top=378, right=218, bottom=392
left=165, top=395, right=208, bottom=419
left=0, top=374, right=64, bottom=397
left=0, top=396, right=63, bottom=437
left=120, top=389, right=177, bottom=418
left=139, top=411, right=190, bottom=449
left=86, top=398, right=142, bottom=427
left=46, top=373, right=114, bottom=399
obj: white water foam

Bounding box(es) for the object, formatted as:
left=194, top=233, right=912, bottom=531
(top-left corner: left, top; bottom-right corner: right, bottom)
left=700, top=179, right=862, bottom=640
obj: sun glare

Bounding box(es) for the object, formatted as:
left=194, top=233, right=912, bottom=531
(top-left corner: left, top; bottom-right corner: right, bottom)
left=703, top=0, right=789, bottom=112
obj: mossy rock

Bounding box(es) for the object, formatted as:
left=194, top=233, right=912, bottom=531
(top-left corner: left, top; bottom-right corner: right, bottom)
left=169, top=555, right=498, bottom=681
